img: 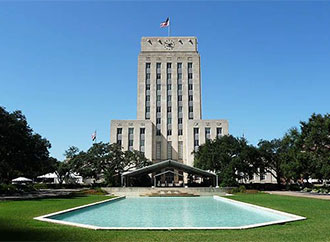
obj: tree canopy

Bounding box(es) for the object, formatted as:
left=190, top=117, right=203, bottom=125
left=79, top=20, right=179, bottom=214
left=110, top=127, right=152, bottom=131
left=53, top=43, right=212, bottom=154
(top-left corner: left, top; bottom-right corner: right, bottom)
left=0, top=106, right=55, bottom=183
left=194, top=135, right=260, bottom=186
left=66, top=142, right=152, bottom=186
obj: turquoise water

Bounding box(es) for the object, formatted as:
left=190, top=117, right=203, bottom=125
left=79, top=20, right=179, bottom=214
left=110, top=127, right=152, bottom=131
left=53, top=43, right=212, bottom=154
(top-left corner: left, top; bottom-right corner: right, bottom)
left=50, top=197, right=290, bottom=228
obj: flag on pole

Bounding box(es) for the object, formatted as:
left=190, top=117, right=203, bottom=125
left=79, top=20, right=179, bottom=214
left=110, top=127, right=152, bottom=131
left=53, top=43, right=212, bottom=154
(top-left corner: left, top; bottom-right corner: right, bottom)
left=91, top=130, right=97, bottom=141
left=160, top=17, right=170, bottom=28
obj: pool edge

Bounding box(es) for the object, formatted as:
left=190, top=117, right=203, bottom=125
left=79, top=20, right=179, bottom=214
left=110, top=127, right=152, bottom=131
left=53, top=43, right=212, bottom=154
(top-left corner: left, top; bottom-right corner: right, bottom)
left=34, top=195, right=306, bottom=230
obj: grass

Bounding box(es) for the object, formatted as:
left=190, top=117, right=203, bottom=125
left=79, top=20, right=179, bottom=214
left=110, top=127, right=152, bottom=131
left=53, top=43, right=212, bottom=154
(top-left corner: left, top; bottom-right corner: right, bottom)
left=0, top=193, right=329, bottom=241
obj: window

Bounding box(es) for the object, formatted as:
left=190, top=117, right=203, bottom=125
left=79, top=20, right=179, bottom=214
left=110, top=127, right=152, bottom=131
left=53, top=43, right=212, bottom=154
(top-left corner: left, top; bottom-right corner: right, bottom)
left=167, top=129, right=172, bottom=136
left=188, top=84, right=193, bottom=90
left=189, top=95, right=193, bottom=101
left=146, top=95, right=150, bottom=101
left=205, top=128, right=211, bottom=141
left=178, top=141, right=183, bottom=160
left=217, top=127, right=222, bottom=139
left=156, top=129, right=161, bottom=136
left=167, top=106, right=172, bottom=112
left=156, top=141, right=161, bottom=160
left=128, top=128, right=134, bottom=151
left=178, top=129, right=183, bottom=136
left=178, top=95, right=182, bottom=101
left=167, top=141, right=172, bottom=160
left=156, top=118, right=161, bottom=124
left=178, top=106, right=183, bottom=112
left=140, top=128, right=145, bottom=153
left=116, top=128, right=122, bottom=146
left=146, top=106, right=150, bottom=112
left=167, top=117, right=172, bottom=124
left=167, top=84, right=171, bottom=90
left=178, top=118, right=182, bottom=124
left=178, top=84, right=182, bottom=90
left=156, top=73, right=161, bottom=80
left=167, top=95, right=171, bottom=100
left=156, top=106, right=161, bottom=112
left=194, top=128, right=199, bottom=152
left=157, top=84, right=161, bottom=90
left=156, top=95, right=161, bottom=101
left=146, top=84, right=150, bottom=90
left=189, top=106, right=193, bottom=112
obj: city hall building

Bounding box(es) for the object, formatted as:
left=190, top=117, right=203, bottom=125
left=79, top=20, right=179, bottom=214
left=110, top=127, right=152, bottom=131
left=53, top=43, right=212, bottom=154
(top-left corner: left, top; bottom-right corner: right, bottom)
left=110, top=36, right=229, bottom=186
left=110, top=36, right=228, bottom=165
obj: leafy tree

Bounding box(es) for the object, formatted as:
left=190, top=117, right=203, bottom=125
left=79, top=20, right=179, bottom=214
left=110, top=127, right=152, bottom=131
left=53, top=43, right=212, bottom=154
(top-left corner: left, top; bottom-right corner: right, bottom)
left=0, top=106, right=55, bottom=183
left=68, top=142, right=151, bottom=186
left=194, top=135, right=260, bottom=186
left=257, top=139, right=284, bottom=185
left=54, top=160, right=72, bottom=185
left=64, top=146, right=79, bottom=159
left=299, top=113, right=330, bottom=181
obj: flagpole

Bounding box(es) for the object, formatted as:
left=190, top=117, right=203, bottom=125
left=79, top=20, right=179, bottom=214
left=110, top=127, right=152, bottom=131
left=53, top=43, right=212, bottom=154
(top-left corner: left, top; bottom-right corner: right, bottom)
left=168, top=18, right=171, bottom=37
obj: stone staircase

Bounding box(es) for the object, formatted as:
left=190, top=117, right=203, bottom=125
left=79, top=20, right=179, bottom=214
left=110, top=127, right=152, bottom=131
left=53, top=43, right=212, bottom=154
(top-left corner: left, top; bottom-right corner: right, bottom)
left=141, top=189, right=199, bottom=197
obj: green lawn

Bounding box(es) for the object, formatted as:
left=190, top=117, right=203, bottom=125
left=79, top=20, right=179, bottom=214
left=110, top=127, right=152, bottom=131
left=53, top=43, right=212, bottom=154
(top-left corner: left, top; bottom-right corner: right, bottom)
left=0, top=193, right=329, bottom=241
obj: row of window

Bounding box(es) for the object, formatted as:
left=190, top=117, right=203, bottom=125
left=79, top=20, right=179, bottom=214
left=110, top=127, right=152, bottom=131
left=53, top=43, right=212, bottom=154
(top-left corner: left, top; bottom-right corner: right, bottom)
left=145, top=62, right=194, bottom=136
left=167, top=63, right=172, bottom=136
left=156, top=63, right=161, bottom=136
left=156, top=141, right=183, bottom=161
left=177, top=63, right=183, bottom=136
left=116, top=128, right=145, bottom=154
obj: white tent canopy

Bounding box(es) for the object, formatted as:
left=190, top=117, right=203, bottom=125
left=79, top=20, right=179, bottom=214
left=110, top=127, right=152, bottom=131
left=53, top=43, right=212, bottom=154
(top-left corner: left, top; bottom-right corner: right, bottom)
left=12, top=177, right=32, bottom=183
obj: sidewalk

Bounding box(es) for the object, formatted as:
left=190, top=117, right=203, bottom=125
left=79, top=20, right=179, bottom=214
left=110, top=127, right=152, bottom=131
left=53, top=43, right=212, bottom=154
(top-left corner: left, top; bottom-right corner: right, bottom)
left=266, top=191, right=330, bottom=200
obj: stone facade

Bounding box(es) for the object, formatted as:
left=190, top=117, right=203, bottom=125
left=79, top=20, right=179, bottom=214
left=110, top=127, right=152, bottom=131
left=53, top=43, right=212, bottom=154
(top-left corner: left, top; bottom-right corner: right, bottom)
left=110, top=36, right=229, bottom=166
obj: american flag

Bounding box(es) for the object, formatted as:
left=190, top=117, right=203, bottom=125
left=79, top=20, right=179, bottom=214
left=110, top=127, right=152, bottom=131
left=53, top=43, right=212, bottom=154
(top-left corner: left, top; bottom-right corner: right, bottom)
left=91, top=131, right=97, bottom=141
left=160, top=17, right=170, bottom=28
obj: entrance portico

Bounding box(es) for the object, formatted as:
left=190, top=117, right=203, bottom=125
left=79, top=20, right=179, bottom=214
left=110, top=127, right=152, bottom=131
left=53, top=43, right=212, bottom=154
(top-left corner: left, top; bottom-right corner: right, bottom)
left=121, top=160, right=218, bottom=187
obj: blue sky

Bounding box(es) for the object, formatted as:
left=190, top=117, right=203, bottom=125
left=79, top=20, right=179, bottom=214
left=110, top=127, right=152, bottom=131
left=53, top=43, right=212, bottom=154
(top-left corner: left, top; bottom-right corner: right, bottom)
left=1, top=1, right=329, bottom=161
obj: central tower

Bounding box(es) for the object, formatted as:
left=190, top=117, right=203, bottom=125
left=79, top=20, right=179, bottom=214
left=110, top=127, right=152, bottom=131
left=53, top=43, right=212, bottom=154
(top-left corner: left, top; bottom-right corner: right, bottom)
left=110, top=36, right=228, bottom=167
left=137, top=37, right=202, bottom=163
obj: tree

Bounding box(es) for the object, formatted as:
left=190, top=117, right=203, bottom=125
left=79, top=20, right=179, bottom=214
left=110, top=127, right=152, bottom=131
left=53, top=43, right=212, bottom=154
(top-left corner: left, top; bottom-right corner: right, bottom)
left=299, top=113, right=330, bottom=181
left=194, top=135, right=260, bottom=186
left=0, top=106, right=55, bottom=183
left=64, top=146, right=79, bottom=159
left=54, top=160, right=73, bottom=185
left=257, top=139, right=285, bottom=185
left=68, top=142, right=151, bottom=186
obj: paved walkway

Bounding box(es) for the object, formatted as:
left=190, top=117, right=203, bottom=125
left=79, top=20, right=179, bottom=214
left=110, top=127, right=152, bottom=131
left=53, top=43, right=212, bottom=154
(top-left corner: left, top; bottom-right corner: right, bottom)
left=266, top=191, right=330, bottom=200
left=0, top=189, right=83, bottom=201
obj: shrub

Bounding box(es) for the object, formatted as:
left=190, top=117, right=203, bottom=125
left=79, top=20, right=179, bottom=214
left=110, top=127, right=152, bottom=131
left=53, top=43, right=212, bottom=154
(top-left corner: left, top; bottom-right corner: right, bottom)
left=33, top=183, right=48, bottom=190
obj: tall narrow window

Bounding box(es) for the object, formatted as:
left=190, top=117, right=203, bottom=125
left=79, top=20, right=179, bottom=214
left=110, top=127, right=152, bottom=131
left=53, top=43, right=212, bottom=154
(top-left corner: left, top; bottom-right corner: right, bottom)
left=167, top=63, right=172, bottom=136
left=156, top=141, right=161, bottom=160
left=178, top=141, right=183, bottom=160
left=177, top=62, right=183, bottom=136
left=145, top=63, right=151, bottom=120
left=167, top=141, right=172, bottom=160
left=128, top=128, right=134, bottom=151
left=188, top=62, right=193, bottom=120
left=116, top=128, right=122, bottom=147
left=194, top=128, right=199, bottom=152
left=140, top=128, right=145, bottom=153
left=205, top=127, right=211, bottom=141
left=156, top=63, right=161, bottom=136
left=216, top=127, right=222, bottom=139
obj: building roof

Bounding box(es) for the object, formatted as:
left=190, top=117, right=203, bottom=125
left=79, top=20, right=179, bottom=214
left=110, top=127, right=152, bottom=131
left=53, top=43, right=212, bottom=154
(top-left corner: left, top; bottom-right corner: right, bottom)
left=122, top=160, right=216, bottom=178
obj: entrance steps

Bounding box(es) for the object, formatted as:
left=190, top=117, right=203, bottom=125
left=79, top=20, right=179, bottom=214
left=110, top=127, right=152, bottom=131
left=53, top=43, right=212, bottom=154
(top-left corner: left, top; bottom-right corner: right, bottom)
left=141, top=190, right=199, bottom=197
left=102, top=187, right=230, bottom=197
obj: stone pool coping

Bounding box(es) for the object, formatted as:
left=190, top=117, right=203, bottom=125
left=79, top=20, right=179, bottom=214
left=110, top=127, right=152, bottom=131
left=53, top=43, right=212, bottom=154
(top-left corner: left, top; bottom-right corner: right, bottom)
left=34, top=195, right=306, bottom=230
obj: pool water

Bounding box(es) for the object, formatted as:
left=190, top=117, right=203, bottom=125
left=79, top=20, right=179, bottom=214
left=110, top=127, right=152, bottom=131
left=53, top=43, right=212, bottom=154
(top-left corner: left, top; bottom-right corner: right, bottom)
left=49, top=197, right=295, bottom=228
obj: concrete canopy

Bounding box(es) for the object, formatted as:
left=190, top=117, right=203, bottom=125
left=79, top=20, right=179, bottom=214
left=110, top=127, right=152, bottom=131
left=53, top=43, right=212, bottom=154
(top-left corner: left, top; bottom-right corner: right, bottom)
left=122, top=160, right=217, bottom=181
